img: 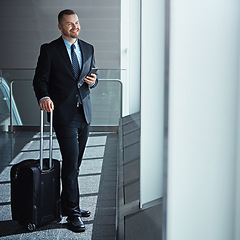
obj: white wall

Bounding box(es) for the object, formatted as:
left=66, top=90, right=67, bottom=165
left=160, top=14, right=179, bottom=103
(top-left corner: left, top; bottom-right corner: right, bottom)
left=121, top=0, right=141, bottom=116
left=167, top=1, right=240, bottom=240
left=140, top=0, right=165, bottom=208
left=0, top=0, right=121, bottom=69
left=235, top=35, right=240, bottom=240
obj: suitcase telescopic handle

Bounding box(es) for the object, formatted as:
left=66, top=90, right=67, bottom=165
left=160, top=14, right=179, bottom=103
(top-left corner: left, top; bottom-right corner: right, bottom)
left=40, top=110, right=53, bottom=170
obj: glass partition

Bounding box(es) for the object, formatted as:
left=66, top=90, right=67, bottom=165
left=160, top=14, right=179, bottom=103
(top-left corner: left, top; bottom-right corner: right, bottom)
left=0, top=69, right=124, bottom=131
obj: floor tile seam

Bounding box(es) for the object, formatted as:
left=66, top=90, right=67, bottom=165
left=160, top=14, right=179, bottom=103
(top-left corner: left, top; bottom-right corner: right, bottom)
left=0, top=181, right=10, bottom=184
left=80, top=193, right=99, bottom=197
left=8, top=154, right=104, bottom=164
left=82, top=157, right=104, bottom=161
left=79, top=173, right=102, bottom=177
left=86, top=145, right=107, bottom=148
left=78, top=175, right=101, bottom=180
left=20, top=148, right=60, bottom=153
left=0, top=202, right=10, bottom=206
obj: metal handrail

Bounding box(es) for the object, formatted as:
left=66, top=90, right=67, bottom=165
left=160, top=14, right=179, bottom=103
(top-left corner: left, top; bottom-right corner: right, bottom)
left=9, top=79, right=31, bottom=132
left=0, top=77, right=22, bottom=129
left=9, top=78, right=123, bottom=132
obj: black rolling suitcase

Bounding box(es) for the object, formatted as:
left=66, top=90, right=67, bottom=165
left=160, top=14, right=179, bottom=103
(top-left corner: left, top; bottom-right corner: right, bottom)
left=11, top=110, right=61, bottom=231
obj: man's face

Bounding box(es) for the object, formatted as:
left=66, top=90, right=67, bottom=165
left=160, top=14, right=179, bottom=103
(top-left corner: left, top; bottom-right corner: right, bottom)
left=58, top=14, right=80, bottom=40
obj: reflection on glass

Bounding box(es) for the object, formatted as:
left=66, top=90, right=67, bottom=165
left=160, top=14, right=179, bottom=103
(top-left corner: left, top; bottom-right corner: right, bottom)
left=0, top=69, right=124, bottom=128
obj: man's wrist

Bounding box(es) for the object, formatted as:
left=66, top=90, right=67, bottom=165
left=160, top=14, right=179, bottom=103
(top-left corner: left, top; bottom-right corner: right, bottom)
left=40, top=96, right=50, bottom=101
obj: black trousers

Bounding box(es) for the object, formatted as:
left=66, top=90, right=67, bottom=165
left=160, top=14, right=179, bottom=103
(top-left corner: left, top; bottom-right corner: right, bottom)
left=54, top=105, right=90, bottom=218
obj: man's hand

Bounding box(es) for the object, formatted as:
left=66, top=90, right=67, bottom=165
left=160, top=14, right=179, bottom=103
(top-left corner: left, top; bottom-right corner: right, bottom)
left=39, top=97, right=54, bottom=112
left=84, top=73, right=97, bottom=86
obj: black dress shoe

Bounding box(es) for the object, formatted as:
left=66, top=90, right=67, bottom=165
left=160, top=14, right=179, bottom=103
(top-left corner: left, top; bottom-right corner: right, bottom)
left=67, top=216, right=85, bottom=232
left=80, top=209, right=91, bottom=217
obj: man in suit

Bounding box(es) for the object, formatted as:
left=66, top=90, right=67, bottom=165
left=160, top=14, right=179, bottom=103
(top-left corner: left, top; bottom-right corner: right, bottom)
left=33, top=9, right=98, bottom=232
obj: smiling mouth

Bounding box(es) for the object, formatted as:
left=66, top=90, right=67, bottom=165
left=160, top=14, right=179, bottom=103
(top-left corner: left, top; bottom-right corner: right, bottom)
left=71, top=29, right=79, bottom=33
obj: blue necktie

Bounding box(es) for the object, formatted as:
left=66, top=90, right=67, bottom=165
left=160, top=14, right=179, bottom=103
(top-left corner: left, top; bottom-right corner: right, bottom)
left=71, top=44, right=82, bottom=105
left=71, top=44, right=80, bottom=80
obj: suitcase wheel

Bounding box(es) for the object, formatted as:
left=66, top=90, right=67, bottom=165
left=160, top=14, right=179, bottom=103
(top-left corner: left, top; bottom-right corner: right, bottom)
left=27, top=223, right=36, bottom=232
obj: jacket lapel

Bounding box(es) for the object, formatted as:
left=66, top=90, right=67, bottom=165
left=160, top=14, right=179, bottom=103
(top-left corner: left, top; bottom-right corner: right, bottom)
left=56, top=37, right=75, bottom=79
left=78, top=39, right=90, bottom=81
left=56, top=37, right=90, bottom=82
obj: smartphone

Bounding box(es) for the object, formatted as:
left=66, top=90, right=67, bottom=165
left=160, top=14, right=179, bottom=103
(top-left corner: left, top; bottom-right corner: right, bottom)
left=87, top=67, right=98, bottom=77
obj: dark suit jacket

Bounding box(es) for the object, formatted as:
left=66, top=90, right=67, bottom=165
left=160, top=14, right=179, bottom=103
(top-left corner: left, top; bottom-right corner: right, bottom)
left=33, top=37, right=98, bottom=125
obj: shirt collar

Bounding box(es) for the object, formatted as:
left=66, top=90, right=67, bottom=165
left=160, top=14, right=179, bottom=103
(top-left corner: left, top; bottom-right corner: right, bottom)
left=62, top=36, right=78, bottom=50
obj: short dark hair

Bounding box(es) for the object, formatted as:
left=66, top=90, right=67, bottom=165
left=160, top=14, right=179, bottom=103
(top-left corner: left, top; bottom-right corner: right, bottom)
left=58, top=9, right=76, bottom=24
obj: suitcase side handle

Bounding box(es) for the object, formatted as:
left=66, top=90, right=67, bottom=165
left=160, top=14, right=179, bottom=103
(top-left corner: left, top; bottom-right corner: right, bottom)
left=40, top=110, right=53, bottom=170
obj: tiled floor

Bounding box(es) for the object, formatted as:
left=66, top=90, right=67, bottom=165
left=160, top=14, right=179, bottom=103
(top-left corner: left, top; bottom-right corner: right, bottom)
left=0, top=131, right=118, bottom=240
